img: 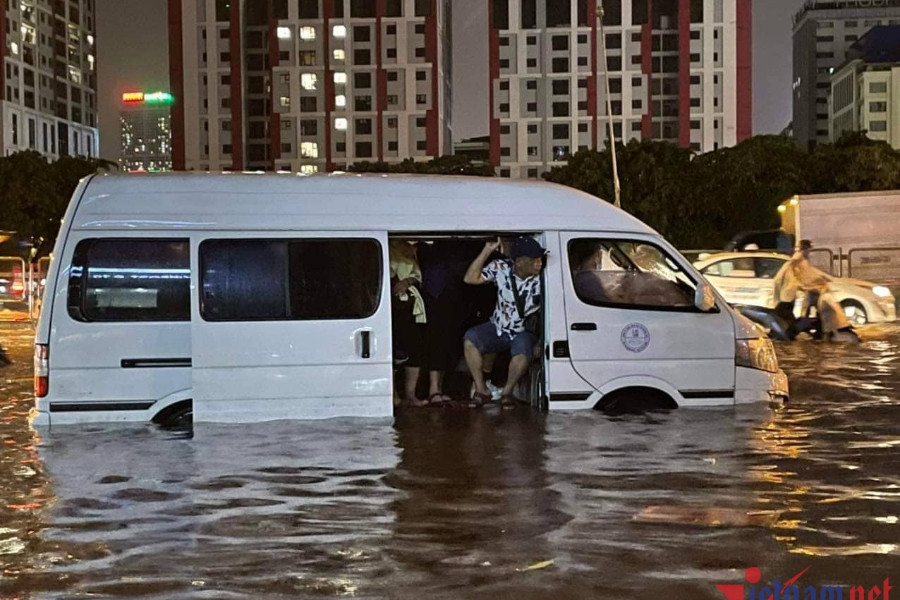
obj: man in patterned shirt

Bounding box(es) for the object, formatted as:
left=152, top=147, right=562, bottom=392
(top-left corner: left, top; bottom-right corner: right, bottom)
left=462, top=236, right=545, bottom=407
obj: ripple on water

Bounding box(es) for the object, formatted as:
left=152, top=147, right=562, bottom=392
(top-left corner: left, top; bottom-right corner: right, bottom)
left=0, top=323, right=899, bottom=598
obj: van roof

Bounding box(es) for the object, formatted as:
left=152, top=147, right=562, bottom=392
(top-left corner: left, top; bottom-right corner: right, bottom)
left=71, top=172, right=654, bottom=234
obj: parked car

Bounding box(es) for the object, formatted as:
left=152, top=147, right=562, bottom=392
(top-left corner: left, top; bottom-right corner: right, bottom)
left=693, top=252, right=896, bottom=325
left=725, top=229, right=794, bottom=254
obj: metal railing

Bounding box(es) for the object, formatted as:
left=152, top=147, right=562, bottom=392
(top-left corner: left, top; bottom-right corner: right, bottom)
left=0, top=256, right=51, bottom=322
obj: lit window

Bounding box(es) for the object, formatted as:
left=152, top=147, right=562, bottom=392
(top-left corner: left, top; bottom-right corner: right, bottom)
left=301, top=73, right=317, bottom=90
left=333, top=25, right=347, bottom=38
left=280, top=96, right=291, bottom=107
left=300, top=165, right=318, bottom=174
left=335, top=95, right=346, bottom=107
left=87, top=34, right=94, bottom=45
left=277, top=26, right=292, bottom=39
left=334, top=72, right=347, bottom=84
left=333, top=49, right=345, bottom=60
left=10, top=42, right=18, bottom=55
left=87, top=55, right=95, bottom=70
left=335, top=118, right=348, bottom=130
left=300, top=27, right=316, bottom=41
left=301, top=142, right=319, bottom=158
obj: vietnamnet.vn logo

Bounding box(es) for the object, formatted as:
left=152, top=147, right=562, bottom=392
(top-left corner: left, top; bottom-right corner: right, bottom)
left=716, top=567, right=892, bottom=600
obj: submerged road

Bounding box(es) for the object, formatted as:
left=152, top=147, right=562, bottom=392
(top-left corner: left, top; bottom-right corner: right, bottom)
left=1, top=322, right=898, bottom=599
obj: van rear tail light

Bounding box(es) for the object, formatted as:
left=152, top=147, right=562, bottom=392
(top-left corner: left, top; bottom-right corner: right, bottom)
left=12, top=265, right=24, bottom=299
left=34, top=344, right=49, bottom=398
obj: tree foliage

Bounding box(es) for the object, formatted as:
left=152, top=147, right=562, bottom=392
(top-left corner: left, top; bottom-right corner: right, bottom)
left=543, top=133, right=900, bottom=248
left=349, top=154, right=495, bottom=177
left=0, top=151, right=114, bottom=247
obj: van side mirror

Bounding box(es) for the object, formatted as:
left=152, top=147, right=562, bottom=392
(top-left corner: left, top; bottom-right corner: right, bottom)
left=695, top=280, right=716, bottom=312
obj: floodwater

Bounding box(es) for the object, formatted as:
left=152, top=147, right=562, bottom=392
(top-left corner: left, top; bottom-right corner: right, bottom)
left=1, top=322, right=899, bottom=599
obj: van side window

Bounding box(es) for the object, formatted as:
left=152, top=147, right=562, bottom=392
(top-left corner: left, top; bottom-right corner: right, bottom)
left=199, top=239, right=382, bottom=321
left=568, top=238, right=696, bottom=310
left=68, top=239, right=190, bottom=322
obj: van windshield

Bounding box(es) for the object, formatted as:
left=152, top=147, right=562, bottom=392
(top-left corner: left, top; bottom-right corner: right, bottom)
left=569, top=239, right=697, bottom=310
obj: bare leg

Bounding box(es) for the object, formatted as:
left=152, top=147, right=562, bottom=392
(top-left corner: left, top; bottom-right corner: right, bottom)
left=502, top=354, right=530, bottom=396
left=404, top=366, right=421, bottom=404
left=464, top=339, right=488, bottom=396
left=482, top=352, right=496, bottom=374
left=428, top=370, right=446, bottom=397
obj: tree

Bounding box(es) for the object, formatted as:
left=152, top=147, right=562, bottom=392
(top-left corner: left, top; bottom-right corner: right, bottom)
left=809, top=132, right=900, bottom=193
left=543, top=140, right=706, bottom=247
left=349, top=155, right=494, bottom=177
left=0, top=151, right=114, bottom=249
left=691, top=135, right=811, bottom=245
left=544, top=135, right=822, bottom=249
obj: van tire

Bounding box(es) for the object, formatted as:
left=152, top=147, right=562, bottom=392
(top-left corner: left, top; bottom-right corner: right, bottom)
left=153, top=400, right=193, bottom=428
left=595, top=387, right=677, bottom=414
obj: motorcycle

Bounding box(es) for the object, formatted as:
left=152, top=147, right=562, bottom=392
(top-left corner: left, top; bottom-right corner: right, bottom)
left=737, top=290, right=860, bottom=343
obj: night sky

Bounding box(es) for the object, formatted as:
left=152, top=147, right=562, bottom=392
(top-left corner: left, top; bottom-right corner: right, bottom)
left=96, top=0, right=806, bottom=162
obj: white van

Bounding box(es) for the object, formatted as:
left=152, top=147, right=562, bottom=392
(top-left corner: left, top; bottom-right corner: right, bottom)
left=32, top=173, right=788, bottom=426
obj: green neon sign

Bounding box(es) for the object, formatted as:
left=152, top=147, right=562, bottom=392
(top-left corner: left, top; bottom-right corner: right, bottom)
left=144, top=92, right=174, bottom=105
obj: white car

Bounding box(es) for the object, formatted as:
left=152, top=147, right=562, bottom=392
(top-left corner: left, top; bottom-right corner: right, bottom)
left=693, top=252, right=897, bottom=325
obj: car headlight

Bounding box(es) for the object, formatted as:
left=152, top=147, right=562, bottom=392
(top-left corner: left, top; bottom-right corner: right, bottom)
left=735, top=338, right=779, bottom=373
left=873, top=286, right=892, bottom=299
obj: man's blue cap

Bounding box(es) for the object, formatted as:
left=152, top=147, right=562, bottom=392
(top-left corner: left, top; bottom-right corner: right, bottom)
left=511, top=237, right=547, bottom=259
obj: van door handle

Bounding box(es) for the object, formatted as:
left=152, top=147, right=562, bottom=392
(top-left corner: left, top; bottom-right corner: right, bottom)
left=360, top=330, right=371, bottom=359
left=571, top=322, right=597, bottom=331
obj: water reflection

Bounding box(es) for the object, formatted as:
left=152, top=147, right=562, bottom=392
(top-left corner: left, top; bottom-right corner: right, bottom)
left=0, top=324, right=899, bottom=598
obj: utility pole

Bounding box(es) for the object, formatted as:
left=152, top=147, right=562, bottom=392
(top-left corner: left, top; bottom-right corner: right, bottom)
left=597, top=1, right=621, bottom=209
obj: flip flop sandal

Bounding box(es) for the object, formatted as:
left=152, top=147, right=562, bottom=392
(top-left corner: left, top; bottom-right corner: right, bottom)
left=468, top=392, right=491, bottom=409
left=426, top=393, right=453, bottom=408
left=500, top=394, right=519, bottom=408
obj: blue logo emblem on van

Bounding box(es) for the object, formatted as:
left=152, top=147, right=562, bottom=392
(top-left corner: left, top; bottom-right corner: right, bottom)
left=621, top=323, right=650, bottom=353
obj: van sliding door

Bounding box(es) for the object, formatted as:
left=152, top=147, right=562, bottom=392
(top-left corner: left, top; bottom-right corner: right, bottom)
left=190, top=231, right=393, bottom=422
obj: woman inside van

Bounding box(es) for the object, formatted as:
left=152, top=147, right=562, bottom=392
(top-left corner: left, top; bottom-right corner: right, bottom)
left=389, top=240, right=456, bottom=408
left=390, top=240, right=427, bottom=407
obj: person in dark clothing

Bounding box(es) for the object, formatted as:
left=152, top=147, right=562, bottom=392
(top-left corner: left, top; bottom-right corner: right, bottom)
left=416, top=241, right=468, bottom=405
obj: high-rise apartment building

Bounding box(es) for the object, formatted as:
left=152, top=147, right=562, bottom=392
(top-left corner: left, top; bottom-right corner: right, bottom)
left=168, top=0, right=451, bottom=173
left=119, top=91, right=174, bottom=172
left=830, top=26, right=900, bottom=149
left=792, top=0, right=900, bottom=149
left=488, top=0, right=752, bottom=179
left=1, top=0, right=99, bottom=159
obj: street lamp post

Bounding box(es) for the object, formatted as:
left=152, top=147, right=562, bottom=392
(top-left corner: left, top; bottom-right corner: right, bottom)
left=597, top=1, right=621, bottom=209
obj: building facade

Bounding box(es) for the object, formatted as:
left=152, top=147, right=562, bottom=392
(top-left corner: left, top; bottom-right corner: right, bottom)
left=119, top=91, right=174, bottom=172
left=168, top=0, right=452, bottom=172
left=830, top=26, right=900, bottom=149
left=1, top=0, right=99, bottom=159
left=792, top=0, right=900, bottom=149
left=488, top=0, right=752, bottom=179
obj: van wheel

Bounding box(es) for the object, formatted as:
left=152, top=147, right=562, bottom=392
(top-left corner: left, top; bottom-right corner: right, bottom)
left=840, top=301, right=868, bottom=325
left=596, top=387, right=677, bottom=414
left=153, top=400, right=193, bottom=429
